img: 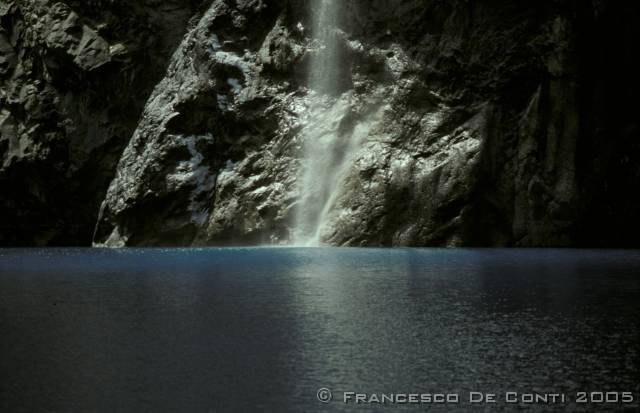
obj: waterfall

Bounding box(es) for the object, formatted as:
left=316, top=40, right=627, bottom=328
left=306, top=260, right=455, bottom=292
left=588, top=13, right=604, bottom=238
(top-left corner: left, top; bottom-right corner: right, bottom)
left=294, top=0, right=368, bottom=246
left=308, top=0, right=340, bottom=95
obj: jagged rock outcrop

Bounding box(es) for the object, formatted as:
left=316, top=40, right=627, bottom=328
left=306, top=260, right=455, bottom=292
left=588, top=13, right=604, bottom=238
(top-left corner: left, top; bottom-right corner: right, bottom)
left=0, top=0, right=206, bottom=246
left=2, top=0, right=639, bottom=247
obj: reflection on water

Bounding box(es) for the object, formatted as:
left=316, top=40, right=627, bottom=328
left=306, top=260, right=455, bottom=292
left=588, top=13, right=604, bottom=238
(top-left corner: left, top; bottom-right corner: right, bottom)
left=0, top=248, right=639, bottom=412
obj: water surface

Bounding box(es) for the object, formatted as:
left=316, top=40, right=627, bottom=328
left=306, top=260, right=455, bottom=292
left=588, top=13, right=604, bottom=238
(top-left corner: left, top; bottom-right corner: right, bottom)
left=1, top=248, right=639, bottom=412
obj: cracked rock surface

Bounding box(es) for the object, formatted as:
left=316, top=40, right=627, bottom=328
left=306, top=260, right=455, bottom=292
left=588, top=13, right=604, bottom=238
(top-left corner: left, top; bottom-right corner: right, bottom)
left=0, top=0, right=205, bottom=245
left=2, top=0, right=639, bottom=247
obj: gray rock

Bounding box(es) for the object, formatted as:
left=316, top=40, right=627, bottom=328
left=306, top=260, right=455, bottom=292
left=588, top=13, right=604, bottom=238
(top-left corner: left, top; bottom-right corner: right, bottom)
left=0, top=0, right=206, bottom=246
left=3, top=0, right=640, bottom=247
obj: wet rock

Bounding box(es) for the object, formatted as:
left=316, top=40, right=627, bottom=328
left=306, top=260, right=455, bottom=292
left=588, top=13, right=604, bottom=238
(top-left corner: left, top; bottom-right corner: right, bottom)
left=3, top=0, right=640, bottom=247
left=95, top=0, right=640, bottom=247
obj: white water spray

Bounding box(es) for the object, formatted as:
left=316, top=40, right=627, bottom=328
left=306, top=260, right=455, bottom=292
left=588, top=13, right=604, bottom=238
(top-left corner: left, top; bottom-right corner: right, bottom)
left=294, top=0, right=374, bottom=246
left=308, top=0, right=341, bottom=95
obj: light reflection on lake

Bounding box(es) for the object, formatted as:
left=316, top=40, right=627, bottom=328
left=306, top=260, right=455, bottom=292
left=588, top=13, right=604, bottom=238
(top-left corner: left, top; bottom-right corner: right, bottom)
left=1, top=248, right=639, bottom=412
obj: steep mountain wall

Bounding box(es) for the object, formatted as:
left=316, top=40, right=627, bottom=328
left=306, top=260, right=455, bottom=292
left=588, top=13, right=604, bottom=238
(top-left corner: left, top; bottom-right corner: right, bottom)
left=2, top=0, right=639, bottom=247
left=0, top=0, right=206, bottom=246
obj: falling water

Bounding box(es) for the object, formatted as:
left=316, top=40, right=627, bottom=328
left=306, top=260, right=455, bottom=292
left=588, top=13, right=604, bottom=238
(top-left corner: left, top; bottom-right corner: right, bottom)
left=308, top=0, right=341, bottom=95
left=294, top=0, right=370, bottom=246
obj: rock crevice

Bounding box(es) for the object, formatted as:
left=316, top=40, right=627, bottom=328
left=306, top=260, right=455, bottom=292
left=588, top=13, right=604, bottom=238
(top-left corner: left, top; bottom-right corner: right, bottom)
left=2, top=0, right=639, bottom=247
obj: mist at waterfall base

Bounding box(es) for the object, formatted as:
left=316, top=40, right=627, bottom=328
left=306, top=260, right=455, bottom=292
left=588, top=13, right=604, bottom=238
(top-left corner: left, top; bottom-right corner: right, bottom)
left=294, top=0, right=377, bottom=246
left=1, top=248, right=639, bottom=412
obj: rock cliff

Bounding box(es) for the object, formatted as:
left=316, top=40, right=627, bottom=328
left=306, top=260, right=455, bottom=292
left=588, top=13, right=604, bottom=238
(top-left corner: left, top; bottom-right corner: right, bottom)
left=2, top=0, right=639, bottom=247
left=0, top=0, right=205, bottom=245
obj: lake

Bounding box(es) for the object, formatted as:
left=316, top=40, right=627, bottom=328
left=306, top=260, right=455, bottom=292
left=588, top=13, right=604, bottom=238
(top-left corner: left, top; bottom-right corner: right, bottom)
left=1, top=248, right=639, bottom=412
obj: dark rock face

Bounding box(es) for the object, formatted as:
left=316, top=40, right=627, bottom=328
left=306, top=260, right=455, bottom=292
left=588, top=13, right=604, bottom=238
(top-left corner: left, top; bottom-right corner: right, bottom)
left=0, top=0, right=205, bottom=246
left=2, top=0, right=639, bottom=247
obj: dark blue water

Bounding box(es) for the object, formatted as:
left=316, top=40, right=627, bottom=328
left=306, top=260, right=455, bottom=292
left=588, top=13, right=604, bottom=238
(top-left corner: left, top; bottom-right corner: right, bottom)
left=1, top=248, right=639, bottom=412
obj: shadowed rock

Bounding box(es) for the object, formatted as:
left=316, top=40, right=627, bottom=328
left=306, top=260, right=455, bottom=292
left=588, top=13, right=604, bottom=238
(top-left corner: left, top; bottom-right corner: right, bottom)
left=2, top=0, right=639, bottom=247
